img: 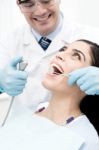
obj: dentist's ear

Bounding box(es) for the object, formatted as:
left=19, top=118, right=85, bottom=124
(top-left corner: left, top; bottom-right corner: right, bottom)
left=16, top=0, right=22, bottom=13
left=59, top=0, right=61, bottom=4
left=16, top=0, right=24, bottom=14
left=16, top=0, right=19, bottom=5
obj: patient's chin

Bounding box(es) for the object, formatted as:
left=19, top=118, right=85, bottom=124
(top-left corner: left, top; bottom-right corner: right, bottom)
left=42, top=79, right=49, bottom=89
left=42, top=79, right=55, bottom=91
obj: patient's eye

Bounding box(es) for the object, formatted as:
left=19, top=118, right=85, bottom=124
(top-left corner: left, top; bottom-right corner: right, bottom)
left=59, top=46, right=67, bottom=52
left=72, top=52, right=81, bottom=60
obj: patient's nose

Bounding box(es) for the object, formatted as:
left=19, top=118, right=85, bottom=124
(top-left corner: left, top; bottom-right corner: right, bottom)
left=56, top=55, right=65, bottom=62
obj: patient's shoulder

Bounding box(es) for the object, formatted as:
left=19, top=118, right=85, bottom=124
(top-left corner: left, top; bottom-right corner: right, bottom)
left=67, top=115, right=99, bottom=144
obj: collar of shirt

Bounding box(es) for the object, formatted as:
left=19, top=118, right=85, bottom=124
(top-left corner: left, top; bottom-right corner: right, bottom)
left=31, top=13, right=63, bottom=42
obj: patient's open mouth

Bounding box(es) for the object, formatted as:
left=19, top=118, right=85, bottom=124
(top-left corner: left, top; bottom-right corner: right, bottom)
left=49, top=64, right=64, bottom=75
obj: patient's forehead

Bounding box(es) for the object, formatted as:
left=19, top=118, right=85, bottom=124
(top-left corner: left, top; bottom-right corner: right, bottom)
left=68, top=41, right=90, bottom=52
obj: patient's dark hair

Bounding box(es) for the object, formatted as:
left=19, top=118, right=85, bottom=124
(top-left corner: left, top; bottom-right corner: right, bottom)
left=78, top=39, right=99, bottom=135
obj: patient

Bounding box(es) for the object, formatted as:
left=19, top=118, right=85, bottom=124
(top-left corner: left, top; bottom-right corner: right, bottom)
left=0, top=39, right=99, bottom=150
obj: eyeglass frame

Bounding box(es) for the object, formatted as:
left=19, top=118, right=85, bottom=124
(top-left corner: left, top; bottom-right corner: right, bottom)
left=18, top=0, right=58, bottom=13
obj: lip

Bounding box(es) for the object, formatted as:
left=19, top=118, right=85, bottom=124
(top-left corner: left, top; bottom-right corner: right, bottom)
left=33, top=13, right=51, bottom=22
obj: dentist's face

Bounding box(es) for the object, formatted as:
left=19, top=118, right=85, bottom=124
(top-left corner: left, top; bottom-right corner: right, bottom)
left=42, top=41, right=93, bottom=93
left=18, top=0, right=60, bottom=36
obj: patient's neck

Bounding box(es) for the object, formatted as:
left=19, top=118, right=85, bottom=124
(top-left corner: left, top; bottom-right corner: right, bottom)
left=38, top=91, right=83, bottom=126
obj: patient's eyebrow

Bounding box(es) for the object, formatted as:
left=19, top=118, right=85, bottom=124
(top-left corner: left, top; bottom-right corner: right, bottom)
left=73, top=49, right=86, bottom=61
left=59, top=46, right=68, bottom=52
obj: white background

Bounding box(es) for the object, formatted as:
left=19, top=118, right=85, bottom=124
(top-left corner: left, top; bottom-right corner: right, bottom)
left=0, top=0, right=99, bottom=38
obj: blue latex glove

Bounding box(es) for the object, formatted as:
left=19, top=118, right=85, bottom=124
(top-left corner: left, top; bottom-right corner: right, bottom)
left=0, top=56, right=28, bottom=96
left=68, top=66, right=99, bottom=95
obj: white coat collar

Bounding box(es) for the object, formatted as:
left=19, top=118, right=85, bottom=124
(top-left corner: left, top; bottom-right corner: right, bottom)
left=23, top=12, right=63, bottom=45
left=23, top=24, right=36, bottom=45
left=22, top=13, right=69, bottom=56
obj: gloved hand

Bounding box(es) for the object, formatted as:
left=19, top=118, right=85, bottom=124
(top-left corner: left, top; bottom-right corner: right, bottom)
left=0, top=56, right=28, bottom=96
left=68, top=66, right=99, bottom=95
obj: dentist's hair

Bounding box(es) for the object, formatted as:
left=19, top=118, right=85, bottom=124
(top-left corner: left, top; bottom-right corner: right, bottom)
left=78, top=39, right=99, bottom=135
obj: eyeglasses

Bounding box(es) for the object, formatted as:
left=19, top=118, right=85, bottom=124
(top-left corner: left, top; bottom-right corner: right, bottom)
left=18, top=0, right=58, bottom=13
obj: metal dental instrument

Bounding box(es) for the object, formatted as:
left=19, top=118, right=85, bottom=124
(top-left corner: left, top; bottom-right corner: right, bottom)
left=60, top=72, right=70, bottom=77
left=1, top=61, right=28, bottom=127
left=52, top=71, right=70, bottom=77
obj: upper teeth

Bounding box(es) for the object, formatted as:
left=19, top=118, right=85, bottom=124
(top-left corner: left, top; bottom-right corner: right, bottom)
left=35, top=15, right=49, bottom=21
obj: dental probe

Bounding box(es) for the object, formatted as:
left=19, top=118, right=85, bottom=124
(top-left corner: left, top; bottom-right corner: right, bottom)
left=1, top=61, right=28, bottom=127
left=53, top=72, right=70, bottom=77
left=60, top=72, right=70, bottom=77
